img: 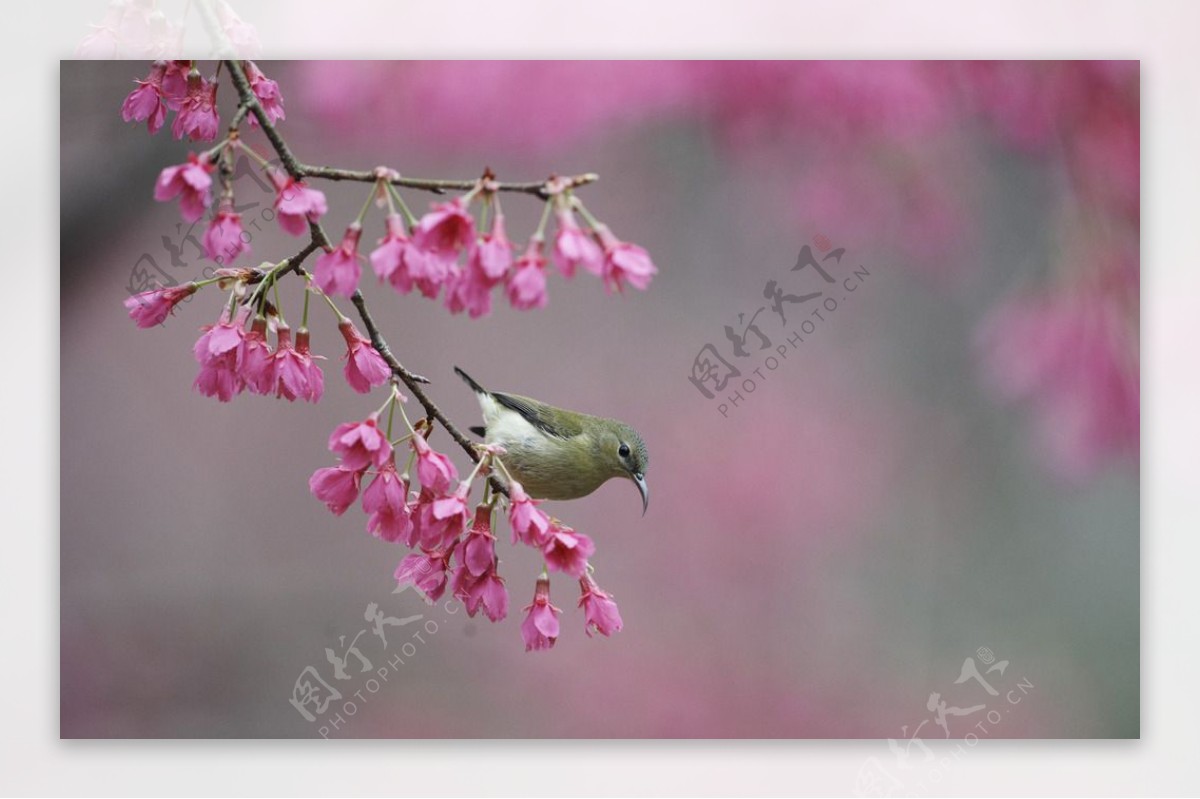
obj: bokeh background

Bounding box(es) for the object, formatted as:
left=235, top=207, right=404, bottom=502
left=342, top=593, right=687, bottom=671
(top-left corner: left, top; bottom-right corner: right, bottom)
left=61, top=60, right=1138, bottom=738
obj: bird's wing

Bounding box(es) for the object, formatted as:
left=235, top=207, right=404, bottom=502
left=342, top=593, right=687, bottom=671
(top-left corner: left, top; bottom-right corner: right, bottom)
left=491, top=391, right=585, bottom=439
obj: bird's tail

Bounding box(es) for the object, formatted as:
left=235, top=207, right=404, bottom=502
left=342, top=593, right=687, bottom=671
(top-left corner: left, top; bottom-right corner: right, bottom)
left=453, top=366, right=488, bottom=396
left=455, top=367, right=489, bottom=438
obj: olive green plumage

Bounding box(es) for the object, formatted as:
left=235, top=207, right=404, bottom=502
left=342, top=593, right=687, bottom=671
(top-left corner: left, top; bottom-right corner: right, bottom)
left=455, top=367, right=650, bottom=513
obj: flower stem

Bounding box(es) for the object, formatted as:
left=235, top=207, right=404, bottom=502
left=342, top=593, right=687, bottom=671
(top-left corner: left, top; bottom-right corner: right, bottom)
left=354, top=185, right=377, bottom=226
left=385, top=393, right=397, bottom=438
left=534, top=198, right=554, bottom=239
left=237, top=140, right=274, bottom=170
left=572, top=197, right=602, bottom=230
left=386, top=183, right=418, bottom=228
left=272, top=278, right=284, bottom=325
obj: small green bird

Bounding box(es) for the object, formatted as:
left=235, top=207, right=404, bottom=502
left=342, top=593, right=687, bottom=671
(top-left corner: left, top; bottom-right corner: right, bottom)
left=455, top=367, right=650, bottom=515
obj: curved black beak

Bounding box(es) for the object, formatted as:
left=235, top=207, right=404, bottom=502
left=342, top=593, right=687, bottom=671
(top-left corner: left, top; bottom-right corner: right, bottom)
left=633, top=473, right=649, bottom=516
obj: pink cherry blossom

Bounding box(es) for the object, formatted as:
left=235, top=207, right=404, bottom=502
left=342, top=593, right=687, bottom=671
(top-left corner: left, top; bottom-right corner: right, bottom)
left=215, top=0, right=262, bottom=57
left=309, top=466, right=362, bottom=516
left=412, top=434, right=459, bottom=494
left=407, top=487, right=439, bottom=549
left=370, top=213, right=434, bottom=295
left=203, top=204, right=250, bottom=264
left=578, top=574, right=623, bottom=637
left=427, top=483, right=472, bottom=548
left=271, top=325, right=322, bottom=403
left=154, top=153, right=213, bottom=223
left=244, top=61, right=284, bottom=127
left=296, top=329, right=326, bottom=402
left=171, top=70, right=219, bottom=142
left=553, top=208, right=603, bottom=277
left=594, top=225, right=657, bottom=293
left=79, top=2, right=184, bottom=59
left=443, top=265, right=493, bottom=318
left=159, top=61, right=189, bottom=109
left=395, top=545, right=456, bottom=601
left=192, top=306, right=249, bottom=402
left=542, top=525, right=596, bottom=578
left=313, top=223, right=363, bottom=297
left=121, top=61, right=168, bottom=134
left=328, top=414, right=392, bottom=471
left=194, top=357, right=243, bottom=402
left=362, top=460, right=412, bottom=543
left=461, top=505, right=497, bottom=577
left=239, top=317, right=275, bottom=395
left=124, top=283, right=196, bottom=328
left=507, top=480, right=551, bottom=546
left=452, top=562, right=508, bottom=622
left=506, top=238, right=549, bottom=310
left=337, top=320, right=390, bottom=393
left=521, top=578, right=561, bottom=652
left=412, top=251, right=451, bottom=299
left=468, top=213, right=513, bottom=286
left=271, top=170, right=328, bottom=236
left=413, top=198, right=475, bottom=262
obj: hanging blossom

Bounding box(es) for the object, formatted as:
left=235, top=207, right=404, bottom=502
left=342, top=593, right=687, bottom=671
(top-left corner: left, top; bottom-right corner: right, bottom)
left=370, top=213, right=436, bottom=296
left=521, top=577, right=561, bottom=652
left=579, top=574, right=623, bottom=637
left=124, top=283, right=197, bottom=328
left=314, top=223, right=364, bottom=297
left=240, top=317, right=275, bottom=395
left=271, top=169, right=328, bottom=236
left=78, top=3, right=183, bottom=59
left=593, top=224, right=658, bottom=294
left=413, top=198, right=476, bottom=264
left=244, top=61, right=284, bottom=126
left=507, top=237, right=550, bottom=310
left=192, top=306, right=250, bottom=403
left=553, top=207, right=603, bottom=277
left=272, top=324, right=324, bottom=403
left=121, top=61, right=170, bottom=134
left=172, top=69, right=220, bottom=142
left=154, top=153, right=214, bottom=223
left=338, top=320, right=391, bottom=394
left=362, top=457, right=412, bottom=544
left=204, top=199, right=250, bottom=264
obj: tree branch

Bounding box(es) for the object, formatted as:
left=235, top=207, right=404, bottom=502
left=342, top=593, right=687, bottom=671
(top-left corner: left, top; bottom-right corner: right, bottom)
left=223, top=59, right=512, bottom=495
left=297, top=165, right=599, bottom=197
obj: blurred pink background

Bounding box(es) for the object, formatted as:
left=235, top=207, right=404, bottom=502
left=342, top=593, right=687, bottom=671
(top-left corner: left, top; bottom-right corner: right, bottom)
left=61, top=61, right=1138, bottom=738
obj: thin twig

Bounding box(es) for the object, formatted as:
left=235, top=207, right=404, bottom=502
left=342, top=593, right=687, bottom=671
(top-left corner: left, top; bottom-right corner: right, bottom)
left=223, top=59, right=515, bottom=495
left=297, top=165, right=599, bottom=197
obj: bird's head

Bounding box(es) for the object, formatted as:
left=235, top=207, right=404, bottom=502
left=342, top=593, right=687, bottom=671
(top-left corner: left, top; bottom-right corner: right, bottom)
left=594, top=419, right=650, bottom=515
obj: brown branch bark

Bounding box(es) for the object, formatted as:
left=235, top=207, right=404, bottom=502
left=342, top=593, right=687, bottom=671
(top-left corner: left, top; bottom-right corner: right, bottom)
left=298, top=164, right=599, bottom=197
left=223, top=59, right=514, bottom=495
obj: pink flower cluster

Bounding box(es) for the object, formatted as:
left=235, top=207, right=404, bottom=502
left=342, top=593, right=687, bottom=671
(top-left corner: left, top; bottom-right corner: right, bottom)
left=153, top=155, right=327, bottom=267
left=121, top=61, right=218, bottom=141
left=311, top=428, right=622, bottom=650
left=125, top=283, right=392, bottom=405
left=191, top=307, right=324, bottom=403
left=123, top=60, right=283, bottom=142
left=362, top=196, right=656, bottom=317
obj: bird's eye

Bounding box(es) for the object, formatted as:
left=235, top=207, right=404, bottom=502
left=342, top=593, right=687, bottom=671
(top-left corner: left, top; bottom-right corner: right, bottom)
left=618, top=443, right=630, bottom=458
